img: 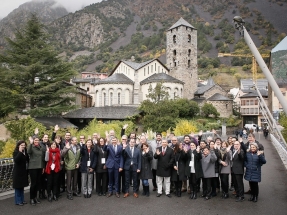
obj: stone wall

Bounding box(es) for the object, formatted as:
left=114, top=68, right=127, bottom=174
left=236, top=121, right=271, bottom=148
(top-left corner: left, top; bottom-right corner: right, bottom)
left=207, top=100, right=233, bottom=118
left=204, top=85, right=228, bottom=99
left=166, top=25, right=197, bottom=99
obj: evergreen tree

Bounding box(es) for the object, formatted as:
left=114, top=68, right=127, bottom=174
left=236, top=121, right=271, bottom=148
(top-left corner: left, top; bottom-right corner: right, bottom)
left=0, top=14, right=77, bottom=117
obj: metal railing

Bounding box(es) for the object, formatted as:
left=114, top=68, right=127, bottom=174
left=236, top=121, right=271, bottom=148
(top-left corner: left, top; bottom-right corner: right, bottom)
left=0, top=158, right=14, bottom=193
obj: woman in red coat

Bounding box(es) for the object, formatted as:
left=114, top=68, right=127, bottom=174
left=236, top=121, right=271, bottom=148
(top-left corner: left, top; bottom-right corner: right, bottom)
left=45, top=141, right=61, bottom=202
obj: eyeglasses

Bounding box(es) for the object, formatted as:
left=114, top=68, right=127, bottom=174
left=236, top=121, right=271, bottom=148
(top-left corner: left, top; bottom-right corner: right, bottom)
left=122, top=139, right=127, bottom=141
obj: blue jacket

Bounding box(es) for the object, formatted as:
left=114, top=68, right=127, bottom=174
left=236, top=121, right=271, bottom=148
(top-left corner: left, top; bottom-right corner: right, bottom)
left=123, top=146, right=141, bottom=171
left=244, top=151, right=266, bottom=182
left=103, top=144, right=124, bottom=169
left=80, top=145, right=97, bottom=173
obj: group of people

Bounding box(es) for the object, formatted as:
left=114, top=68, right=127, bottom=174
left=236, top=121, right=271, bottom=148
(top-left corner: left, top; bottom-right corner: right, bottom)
left=12, top=125, right=266, bottom=206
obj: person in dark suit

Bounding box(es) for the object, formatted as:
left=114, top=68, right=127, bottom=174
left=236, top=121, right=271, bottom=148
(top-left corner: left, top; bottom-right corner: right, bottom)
left=154, top=139, right=174, bottom=198
left=123, top=138, right=141, bottom=198
left=184, top=142, right=203, bottom=199
left=94, top=137, right=108, bottom=196
left=103, top=137, right=124, bottom=198
left=231, top=140, right=245, bottom=202
left=13, top=140, right=29, bottom=206
left=77, top=135, right=86, bottom=195
left=171, top=142, right=186, bottom=197
left=118, top=135, right=127, bottom=194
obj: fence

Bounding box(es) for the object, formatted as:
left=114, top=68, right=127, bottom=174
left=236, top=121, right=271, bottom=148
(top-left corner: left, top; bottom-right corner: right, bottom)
left=0, top=158, right=14, bottom=193
left=270, top=134, right=287, bottom=169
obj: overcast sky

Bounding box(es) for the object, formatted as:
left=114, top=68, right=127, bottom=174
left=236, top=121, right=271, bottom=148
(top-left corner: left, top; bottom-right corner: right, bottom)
left=0, top=0, right=102, bottom=19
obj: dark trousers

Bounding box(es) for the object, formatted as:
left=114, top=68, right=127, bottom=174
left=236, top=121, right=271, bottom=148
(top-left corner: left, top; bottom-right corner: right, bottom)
left=66, top=169, right=78, bottom=195
left=233, top=174, right=244, bottom=197
left=152, top=169, right=157, bottom=188
left=211, top=177, right=218, bottom=195
left=40, top=172, right=47, bottom=193
left=196, top=178, right=201, bottom=192
left=108, top=168, right=119, bottom=193
left=77, top=170, right=81, bottom=193
left=59, top=168, right=66, bottom=191
left=118, top=170, right=125, bottom=193
left=249, top=181, right=259, bottom=196
left=96, top=172, right=108, bottom=193
left=189, top=174, right=197, bottom=192
left=173, top=176, right=182, bottom=192
left=29, top=168, right=42, bottom=199
left=202, top=178, right=212, bottom=197
left=46, top=170, right=60, bottom=196
left=125, top=167, right=138, bottom=193
left=220, top=174, right=229, bottom=194
left=14, top=188, right=24, bottom=204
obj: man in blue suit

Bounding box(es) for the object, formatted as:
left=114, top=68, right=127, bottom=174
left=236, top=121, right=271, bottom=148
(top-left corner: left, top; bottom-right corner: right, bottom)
left=104, top=137, right=123, bottom=198
left=123, top=138, right=141, bottom=198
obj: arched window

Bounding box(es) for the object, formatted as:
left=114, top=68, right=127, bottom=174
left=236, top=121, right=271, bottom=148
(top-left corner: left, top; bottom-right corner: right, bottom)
left=95, top=90, right=99, bottom=107
left=173, top=50, right=176, bottom=56
left=188, top=60, right=191, bottom=68
left=173, top=35, right=176, bottom=43
left=103, top=93, right=106, bottom=106
left=110, top=92, right=113, bottom=105
left=188, top=49, right=191, bottom=56
left=118, top=92, right=121, bottom=104
left=125, top=89, right=130, bottom=104
left=188, top=34, right=191, bottom=43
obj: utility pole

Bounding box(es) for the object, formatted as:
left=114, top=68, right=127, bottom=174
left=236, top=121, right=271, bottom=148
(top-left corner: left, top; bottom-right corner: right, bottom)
left=233, top=16, right=287, bottom=114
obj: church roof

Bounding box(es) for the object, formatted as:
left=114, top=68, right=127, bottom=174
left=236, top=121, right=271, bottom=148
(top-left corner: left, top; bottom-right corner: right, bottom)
left=122, top=59, right=154, bottom=70
left=168, top=17, right=196, bottom=30
left=207, top=93, right=232, bottom=101
left=96, top=73, right=133, bottom=85
left=63, top=106, right=139, bottom=119
left=140, top=73, right=184, bottom=85
left=194, top=85, right=214, bottom=95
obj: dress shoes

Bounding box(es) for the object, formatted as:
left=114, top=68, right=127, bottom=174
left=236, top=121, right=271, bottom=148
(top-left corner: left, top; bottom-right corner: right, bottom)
left=236, top=197, right=244, bottom=202
left=16, top=203, right=24, bottom=206
left=156, top=193, right=161, bottom=197
left=248, top=195, right=254, bottom=201
left=34, top=198, right=41, bottom=204
left=73, top=192, right=81, bottom=197
left=22, top=201, right=27, bottom=204
left=67, top=195, right=73, bottom=200
left=133, top=193, right=138, bottom=198
left=84, top=194, right=87, bottom=198
left=30, top=199, right=36, bottom=206
left=205, top=196, right=210, bottom=200
left=166, top=194, right=171, bottom=198
left=88, top=194, right=91, bottom=198
left=48, top=195, right=52, bottom=202
left=115, top=193, right=120, bottom=198
left=253, top=196, right=258, bottom=202
left=107, top=193, right=113, bottom=198
left=103, top=192, right=106, bottom=196
left=123, top=193, right=129, bottom=198
left=53, top=195, right=58, bottom=201
left=98, top=192, right=102, bottom=196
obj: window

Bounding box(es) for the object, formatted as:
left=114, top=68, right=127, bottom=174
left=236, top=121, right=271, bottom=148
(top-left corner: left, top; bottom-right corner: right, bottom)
left=155, top=63, right=157, bottom=71
left=188, top=49, right=191, bottom=56
left=188, top=34, right=191, bottom=42
left=173, top=35, right=176, bottom=43
left=87, top=87, right=89, bottom=92
left=173, top=50, right=176, bottom=56
left=188, top=60, right=190, bottom=68
left=103, top=93, right=106, bottom=106
left=148, top=66, right=149, bottom=74
left=174, top=61, right=177, bottom=67
left=110, top=92, right=113, bottom=105
left=144, top=68, right=145, bottom=76
left=151, top=65, right=153, bottom=73
left=118, top=93, right=121, bottom=104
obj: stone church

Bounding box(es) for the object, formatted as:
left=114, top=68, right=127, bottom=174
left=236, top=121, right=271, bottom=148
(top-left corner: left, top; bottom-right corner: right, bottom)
left=69, top=17, right=232, bottom=120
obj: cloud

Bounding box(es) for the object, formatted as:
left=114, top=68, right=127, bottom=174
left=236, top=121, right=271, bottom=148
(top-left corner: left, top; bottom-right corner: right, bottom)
left=0, top=0, right=102, bottom=19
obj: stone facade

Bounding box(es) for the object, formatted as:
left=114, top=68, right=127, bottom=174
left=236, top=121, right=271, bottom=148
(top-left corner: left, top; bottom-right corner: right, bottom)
left=166, top=19, right=198, bottom=99
left=207, top=100, right=233, bottom=118
left=204, top=85, right=228, bottom=99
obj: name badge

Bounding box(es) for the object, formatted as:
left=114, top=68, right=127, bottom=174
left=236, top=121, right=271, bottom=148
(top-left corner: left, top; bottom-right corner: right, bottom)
left=87, top=161, right=91, bottom=166
left=51, top=163, right=55, bottom=170
left=101, top=158, right=106, bottom=164
left=189, top=161, right=194, bottom=167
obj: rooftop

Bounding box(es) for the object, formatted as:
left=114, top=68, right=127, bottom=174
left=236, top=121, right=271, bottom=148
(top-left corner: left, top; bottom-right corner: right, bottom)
left=34, top=117, right=78, bottom=129
left=96, top=73, right=134, bottom=85
left=63, top=106, right=139, bottom=119
left=207, top=93, right=232, bottom=101
left=168, top=17, right=196, bottom=30
left=140, top=73, right=184, bottom=85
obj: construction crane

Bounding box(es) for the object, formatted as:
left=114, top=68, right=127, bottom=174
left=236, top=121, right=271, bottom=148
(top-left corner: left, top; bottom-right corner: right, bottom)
left=218, top=52, right=270, bottom=81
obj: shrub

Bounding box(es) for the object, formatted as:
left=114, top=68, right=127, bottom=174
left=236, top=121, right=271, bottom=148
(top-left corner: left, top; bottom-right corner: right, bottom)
left=0, top=139, right=16, bottom=158
left=174, top=120, right=198, bottom=136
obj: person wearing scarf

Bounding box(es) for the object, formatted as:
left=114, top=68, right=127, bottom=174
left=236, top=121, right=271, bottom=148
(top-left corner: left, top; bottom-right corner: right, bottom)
left=45, top=142, right=61, bottom=202
left=244, top=142, right=266, bottom=202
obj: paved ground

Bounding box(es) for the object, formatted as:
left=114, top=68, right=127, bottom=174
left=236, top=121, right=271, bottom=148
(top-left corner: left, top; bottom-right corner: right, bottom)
left=1, top=133, right=287, bottom=215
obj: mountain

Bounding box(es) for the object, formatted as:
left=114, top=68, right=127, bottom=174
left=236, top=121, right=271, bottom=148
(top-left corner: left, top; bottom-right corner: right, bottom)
left=0, top=0, right=68, bottom=48
left=1, top=0, right=287, bottom=75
